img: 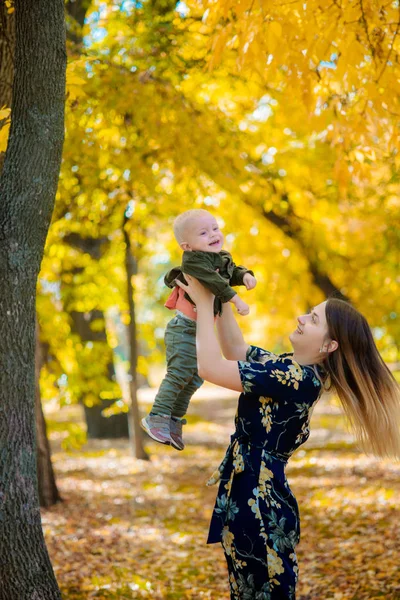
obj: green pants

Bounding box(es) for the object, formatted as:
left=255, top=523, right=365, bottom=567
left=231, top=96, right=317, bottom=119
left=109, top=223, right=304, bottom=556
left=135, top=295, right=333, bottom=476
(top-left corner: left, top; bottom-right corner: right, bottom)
left=152, top=313, right=203, bottom=418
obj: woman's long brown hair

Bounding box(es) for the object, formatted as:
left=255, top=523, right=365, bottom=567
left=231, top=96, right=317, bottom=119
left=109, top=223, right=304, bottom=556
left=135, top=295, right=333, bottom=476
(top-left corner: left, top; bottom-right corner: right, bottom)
left=324, top=298, right=400, bottom=459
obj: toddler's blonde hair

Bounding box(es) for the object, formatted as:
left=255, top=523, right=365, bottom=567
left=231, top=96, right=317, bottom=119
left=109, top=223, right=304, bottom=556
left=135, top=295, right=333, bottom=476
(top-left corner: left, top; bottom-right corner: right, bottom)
left=173, top=209, right=213, bottom=244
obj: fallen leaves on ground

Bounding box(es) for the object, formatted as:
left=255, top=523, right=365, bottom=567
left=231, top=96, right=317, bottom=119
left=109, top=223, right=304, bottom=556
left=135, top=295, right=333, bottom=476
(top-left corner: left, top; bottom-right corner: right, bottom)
left=43, top=393, right=400, bottom=599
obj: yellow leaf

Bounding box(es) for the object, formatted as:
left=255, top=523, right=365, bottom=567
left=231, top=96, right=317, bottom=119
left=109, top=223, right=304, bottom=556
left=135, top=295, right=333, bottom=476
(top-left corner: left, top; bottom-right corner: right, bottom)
left=208, top=29, right=229, bottom=70
left=66, top=63, right=87, bottom=101
left=0, top=107, right=11, bottom=120
left=66, top=74, right=87, bottom=87
left=268, top=22, right=282, bottom=53
left=354, top=150, right=364, bottom=163
left=346, top=39, right=365, bottom=67
left=0, top=122, right=10, bottom=153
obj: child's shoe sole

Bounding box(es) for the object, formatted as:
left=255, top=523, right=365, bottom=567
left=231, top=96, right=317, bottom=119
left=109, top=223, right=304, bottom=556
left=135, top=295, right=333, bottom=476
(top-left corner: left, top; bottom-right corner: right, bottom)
left=170, top=437, right=184, bottom=451
left=170, top=417, right=186, bottom=451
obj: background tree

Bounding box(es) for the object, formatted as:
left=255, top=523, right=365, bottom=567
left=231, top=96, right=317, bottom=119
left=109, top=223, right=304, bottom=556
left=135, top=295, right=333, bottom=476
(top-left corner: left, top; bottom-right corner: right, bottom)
left=0, top=0, right=66, bottom=596
left=45, top=0, right=132, bottom=441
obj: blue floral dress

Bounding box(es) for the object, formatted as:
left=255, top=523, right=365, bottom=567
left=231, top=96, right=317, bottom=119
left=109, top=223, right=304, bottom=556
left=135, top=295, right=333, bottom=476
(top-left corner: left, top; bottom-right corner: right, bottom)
left=207, top=345, right=323, bottom=600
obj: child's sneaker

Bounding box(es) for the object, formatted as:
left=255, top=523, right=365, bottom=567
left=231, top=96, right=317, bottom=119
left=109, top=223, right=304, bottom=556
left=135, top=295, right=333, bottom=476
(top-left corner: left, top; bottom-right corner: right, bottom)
left=170, top=417, right=187, bottom=451
left=141, top=414, right=171, bottom=445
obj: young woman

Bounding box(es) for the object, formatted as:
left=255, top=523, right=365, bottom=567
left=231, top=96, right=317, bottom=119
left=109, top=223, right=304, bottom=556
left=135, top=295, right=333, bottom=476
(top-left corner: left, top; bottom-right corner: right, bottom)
left=176, top=275, right=400, bottom=600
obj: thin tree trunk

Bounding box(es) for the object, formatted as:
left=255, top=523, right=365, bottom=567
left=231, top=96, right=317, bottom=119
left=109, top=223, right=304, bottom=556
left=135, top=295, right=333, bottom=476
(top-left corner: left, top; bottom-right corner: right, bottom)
left=35, top=319, right=62, bottom=508
left=0, top=0, right=66, bottom=597
left=123, top=214, right=149, bottom=460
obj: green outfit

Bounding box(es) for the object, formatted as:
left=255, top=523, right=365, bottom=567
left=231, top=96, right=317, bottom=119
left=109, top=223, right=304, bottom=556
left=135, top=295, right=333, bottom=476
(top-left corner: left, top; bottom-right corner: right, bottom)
left=151, top=250, right=254, bottom=419
left=164, top=250, right=254, bottom=316
left=151, top=312, right=202, bottom=418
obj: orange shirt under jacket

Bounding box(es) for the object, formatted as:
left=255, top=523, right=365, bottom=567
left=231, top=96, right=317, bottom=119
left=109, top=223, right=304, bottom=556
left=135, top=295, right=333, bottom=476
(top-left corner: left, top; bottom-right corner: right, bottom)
left=164, top=286, right=198, bottom=321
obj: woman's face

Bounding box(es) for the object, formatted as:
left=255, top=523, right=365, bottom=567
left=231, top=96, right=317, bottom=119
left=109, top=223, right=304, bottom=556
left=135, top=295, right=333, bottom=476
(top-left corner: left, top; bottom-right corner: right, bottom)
left=289, top=301, right=332, bottom=360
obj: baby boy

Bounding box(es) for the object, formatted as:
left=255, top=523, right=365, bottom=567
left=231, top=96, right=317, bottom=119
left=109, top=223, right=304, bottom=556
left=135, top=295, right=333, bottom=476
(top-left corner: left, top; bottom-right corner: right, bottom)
left=141, top=209, right=256, bottom=451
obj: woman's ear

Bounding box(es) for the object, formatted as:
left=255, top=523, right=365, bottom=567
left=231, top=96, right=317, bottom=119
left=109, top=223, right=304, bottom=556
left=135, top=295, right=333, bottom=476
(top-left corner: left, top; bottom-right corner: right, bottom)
left=327, top=340, right=338, bottom=353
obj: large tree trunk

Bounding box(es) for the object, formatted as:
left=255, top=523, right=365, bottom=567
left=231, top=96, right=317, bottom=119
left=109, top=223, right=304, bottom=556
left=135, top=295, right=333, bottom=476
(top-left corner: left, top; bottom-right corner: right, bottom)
left=123, top=215, right=149, bottom=460
left=35, top=319, right=62, bottom=508
left=0, top=0, right=66, bottom=597
left=1, top=3, right=61, bottom=510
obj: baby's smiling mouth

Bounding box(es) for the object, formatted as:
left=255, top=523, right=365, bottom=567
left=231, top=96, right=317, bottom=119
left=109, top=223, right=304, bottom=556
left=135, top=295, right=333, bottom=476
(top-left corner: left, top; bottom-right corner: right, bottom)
left=209, top=240, right=221, bottom=246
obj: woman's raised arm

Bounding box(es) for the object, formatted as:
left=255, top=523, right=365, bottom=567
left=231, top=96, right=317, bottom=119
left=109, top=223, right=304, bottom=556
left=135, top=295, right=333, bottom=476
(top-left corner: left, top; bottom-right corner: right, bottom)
left=175, top=276, right=243, bottom=392
left=216, top=303, right=249, bottom=361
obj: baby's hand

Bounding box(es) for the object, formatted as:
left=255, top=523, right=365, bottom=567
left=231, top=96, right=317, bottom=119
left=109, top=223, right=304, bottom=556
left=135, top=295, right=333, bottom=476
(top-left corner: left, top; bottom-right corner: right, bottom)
left=231, top=295, right=250, bottom=316
left=243, top=273, right=257, bottom=290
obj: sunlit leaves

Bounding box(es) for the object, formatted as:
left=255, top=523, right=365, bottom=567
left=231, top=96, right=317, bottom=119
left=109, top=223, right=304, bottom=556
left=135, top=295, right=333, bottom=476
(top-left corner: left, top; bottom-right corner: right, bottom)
left=36, top=0, right=400, bottom=416
left=4, top=0, right=13, bottom=14
left=202, top=0, right=400, bottom=172
left=0, top=106, right=11, bottom=152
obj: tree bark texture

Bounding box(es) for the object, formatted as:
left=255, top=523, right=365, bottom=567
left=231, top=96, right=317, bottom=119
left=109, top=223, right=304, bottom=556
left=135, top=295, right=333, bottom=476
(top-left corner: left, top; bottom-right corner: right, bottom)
left=1, top=2, right=61, bottom=510
left=35, top=319, right=62, bottom=508
left=123, top=217, right=149, bottom=460
left=0, top=0, right=66, bottom=598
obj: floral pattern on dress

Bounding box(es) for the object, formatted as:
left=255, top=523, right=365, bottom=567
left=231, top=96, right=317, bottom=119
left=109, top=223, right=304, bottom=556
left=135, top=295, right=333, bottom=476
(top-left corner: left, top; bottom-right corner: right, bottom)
left=259, top=397, right=274, bottom=433
left=207, top=346, right=323, bottom=600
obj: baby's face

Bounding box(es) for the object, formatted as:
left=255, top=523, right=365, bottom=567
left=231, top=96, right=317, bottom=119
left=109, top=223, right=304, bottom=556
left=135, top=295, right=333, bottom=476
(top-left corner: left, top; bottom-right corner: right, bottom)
left=180, top=214, right=224, bottom=253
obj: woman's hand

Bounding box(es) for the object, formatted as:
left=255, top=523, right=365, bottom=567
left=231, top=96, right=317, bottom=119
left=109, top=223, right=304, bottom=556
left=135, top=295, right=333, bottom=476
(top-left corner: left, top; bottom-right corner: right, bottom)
left=175, top=274, right=215, bottom=307
left=176, top=275, right=243, bottom=392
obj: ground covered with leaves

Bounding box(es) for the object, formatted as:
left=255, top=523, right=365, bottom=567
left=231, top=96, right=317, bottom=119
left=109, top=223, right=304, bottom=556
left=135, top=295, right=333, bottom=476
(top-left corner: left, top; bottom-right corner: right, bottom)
left=44, top=388, right=400, bottom=600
